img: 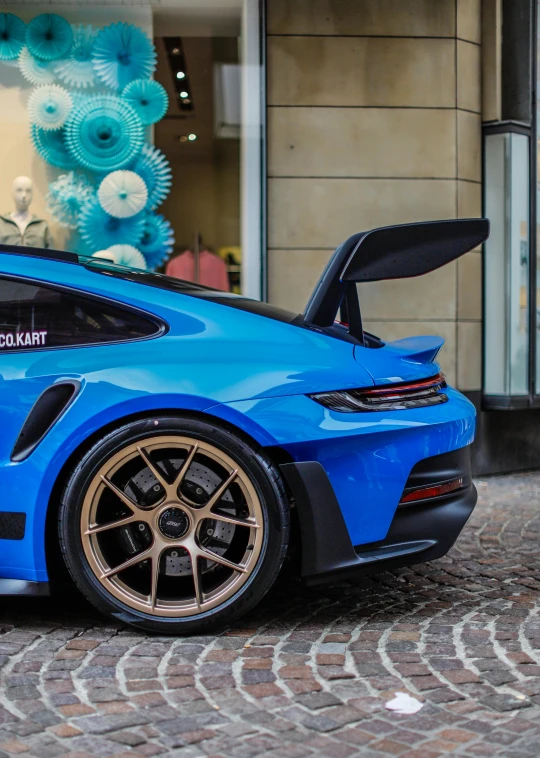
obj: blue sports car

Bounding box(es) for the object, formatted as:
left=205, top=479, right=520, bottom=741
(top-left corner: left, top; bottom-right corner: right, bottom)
left=0, top=218, right=489, bottom=633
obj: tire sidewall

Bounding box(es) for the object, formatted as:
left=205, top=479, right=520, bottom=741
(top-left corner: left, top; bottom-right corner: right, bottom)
left=59, top=415, right=289, bottom=634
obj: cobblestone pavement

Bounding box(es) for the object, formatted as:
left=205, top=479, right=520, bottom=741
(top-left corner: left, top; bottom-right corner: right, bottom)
left=2, top=473, right=540, bottom=757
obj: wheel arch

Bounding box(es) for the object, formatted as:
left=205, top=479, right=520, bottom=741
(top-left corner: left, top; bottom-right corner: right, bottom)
left=44, top=406, right=292, bottom=585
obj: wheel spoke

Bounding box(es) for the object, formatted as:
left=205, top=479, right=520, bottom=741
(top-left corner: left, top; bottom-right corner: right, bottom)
left=209, top=511, right=260, bottom=530
left=198, top=545, right=247, bottom=573
left=186, top=548, right=203, bottom=609
left=173, top=444, right=199, bottom=488
left=136, top=445, right=171, bottom=493
left=100, top=475, right=141, bottom=512
left=201, top=470, right=238, bottom=517
left=149, top=549, right=162, bottom=611
left=101, top=546, right=153, bottom=579
left=85, top=512, right=140, bottom=535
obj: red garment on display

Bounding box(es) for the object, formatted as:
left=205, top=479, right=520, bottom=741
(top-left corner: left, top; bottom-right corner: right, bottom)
left=166, top=250, right=230, bottom=291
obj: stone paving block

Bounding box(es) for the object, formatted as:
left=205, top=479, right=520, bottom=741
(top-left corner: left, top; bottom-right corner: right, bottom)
left=3, top=474, right=540, bottom=755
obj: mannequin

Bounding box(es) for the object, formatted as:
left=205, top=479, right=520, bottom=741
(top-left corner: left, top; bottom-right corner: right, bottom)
left=0, top=176, right=53, bottom=248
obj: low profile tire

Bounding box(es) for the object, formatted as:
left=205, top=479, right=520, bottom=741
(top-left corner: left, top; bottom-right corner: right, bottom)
left=58, top=415, right=289, bottom=634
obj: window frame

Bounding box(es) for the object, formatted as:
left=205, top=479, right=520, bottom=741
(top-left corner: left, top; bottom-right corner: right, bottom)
left=0, top=274, right=168, bottom=354
left=481, top=0, right=538, bottom=409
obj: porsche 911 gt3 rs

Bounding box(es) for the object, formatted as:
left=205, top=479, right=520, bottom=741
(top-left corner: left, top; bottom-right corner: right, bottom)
left=0, top=218, right=489, bottom=633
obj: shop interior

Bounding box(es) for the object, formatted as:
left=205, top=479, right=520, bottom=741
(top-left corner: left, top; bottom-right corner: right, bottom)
left=0, top=1, right=245, bottom=293
left=154, top=3, right=242, bottom=292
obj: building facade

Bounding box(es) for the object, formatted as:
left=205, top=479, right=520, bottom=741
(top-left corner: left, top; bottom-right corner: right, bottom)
left=266, top=0, right=539, bottom=476
left=0, top=0, right=536, bottom=475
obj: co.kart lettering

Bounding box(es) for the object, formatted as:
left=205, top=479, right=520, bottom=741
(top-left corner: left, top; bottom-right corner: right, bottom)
left=0, top=330, right=47, bottom=349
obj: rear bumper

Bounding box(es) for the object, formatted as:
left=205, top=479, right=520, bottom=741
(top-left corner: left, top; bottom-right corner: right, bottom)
left=281, top=445, right=476, bottom=584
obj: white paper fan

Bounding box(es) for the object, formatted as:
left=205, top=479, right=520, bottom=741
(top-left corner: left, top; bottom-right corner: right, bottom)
left=28, top=84, right=72, bottom=130
left=92, top=244, right=147, bottom=269
left=98, top=169, right=148, bottom=218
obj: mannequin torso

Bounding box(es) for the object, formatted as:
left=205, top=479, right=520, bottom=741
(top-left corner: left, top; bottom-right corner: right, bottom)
left=10, top=209, right=32, bottom=235
left=0, top=176, right=53, bottom=249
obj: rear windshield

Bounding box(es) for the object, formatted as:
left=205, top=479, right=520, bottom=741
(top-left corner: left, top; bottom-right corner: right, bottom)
left=84, top=258, right=299, bottom=324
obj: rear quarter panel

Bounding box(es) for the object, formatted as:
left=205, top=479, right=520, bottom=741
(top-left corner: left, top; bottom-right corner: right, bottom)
left=0, top=253, right=373, bottom=581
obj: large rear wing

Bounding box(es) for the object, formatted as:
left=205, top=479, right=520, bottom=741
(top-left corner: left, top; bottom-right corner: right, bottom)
left=304, top=218, right=489, bottom=343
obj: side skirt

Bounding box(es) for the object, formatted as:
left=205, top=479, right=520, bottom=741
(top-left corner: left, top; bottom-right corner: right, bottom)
left=0, top=579, right=50, bottom=596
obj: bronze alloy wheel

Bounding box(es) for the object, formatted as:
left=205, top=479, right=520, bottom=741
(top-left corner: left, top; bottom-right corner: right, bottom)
left=79, top=435, right=265, bottom=618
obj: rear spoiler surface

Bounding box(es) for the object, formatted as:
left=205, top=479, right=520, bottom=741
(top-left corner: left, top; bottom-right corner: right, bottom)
left=304, top=218, right=489, bottom=342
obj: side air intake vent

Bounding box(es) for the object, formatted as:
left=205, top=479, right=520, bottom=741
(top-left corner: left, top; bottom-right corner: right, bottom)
left=11, top=381, right=80, bottom=462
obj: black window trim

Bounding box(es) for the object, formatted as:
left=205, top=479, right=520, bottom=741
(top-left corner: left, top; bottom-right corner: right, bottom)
left=0, top=273, right=168, bottom=354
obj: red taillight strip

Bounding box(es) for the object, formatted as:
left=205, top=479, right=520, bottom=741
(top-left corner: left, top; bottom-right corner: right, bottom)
left=364, top=373, right=446, bottom=397
left=399, top=477, right=464, bottom=504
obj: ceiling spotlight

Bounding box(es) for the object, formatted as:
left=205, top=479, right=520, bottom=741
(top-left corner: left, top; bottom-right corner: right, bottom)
left=179, top=90, right=188, bottom=98
left=188, top=133, right=197, bottom=141
left=176, top=71, right=186, bottom=80
left=171, top=47, right=181, bottom=55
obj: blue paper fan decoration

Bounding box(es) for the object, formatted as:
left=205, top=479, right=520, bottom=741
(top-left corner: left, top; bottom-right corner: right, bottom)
left=93, top=244, right=147, bottom=269
left=31, top=124, right=78, bottom=169
left=92, top=22, right=156, bottom=91
left=122, top=79, right=168, bottom=125
left=55, top=24, right=96, bottom=88
left=130, top=144, right=172, bottom=210
left=46, top=171, right=94, bottom=229
left=28, top=84, right=72, bottom=130
left=26, top=14, right=73, bottom=61
left=138, top=212, right=174, bottom=268
left=65, top=94, right=143, bottom=172
left=70, top=91, right=93, bottom=111
left=0, top=13, right=26, bottom=61
left=19, top=46, right=56, bottom=85
left=79, top=196, right=145, bottom=250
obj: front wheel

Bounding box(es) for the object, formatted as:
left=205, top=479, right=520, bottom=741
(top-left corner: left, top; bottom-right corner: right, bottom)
left=58, top=416, right=289, bottom=633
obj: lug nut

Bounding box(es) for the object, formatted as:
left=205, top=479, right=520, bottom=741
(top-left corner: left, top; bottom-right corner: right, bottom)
left=207, top=528, right=214, bottom=536
left=138, top=524, right=146, bottom=532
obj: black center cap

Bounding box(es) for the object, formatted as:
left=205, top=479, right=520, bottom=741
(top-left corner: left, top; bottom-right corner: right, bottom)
left=158, top=507, right=189, bottom=539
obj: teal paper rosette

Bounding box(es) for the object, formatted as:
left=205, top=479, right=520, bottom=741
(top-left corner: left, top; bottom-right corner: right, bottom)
left=55, top=24, right=96, bottom=88
left=79, top=196, right=145, bottom=250
left=92, top=22, right=156, bottom=91
left=31, top=124, right=78, bottom=169
left=138, top=211, right=174, bottom=268
left=26, top=13, right=73, bottom=61
left=0, top=13, right=26, bottom=61
left=65, top=94, right=144, bottom=172
left=130, top=144, right=172, bottom=210
left=122, top=79, right=168, bottom=125
left=46, top=171, right=94, bottom=229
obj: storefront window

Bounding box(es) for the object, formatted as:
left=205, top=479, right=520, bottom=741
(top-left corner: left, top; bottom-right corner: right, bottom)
left=0, top=1, right=264, bottom=297
left=484, top=130, right=530, bottom=397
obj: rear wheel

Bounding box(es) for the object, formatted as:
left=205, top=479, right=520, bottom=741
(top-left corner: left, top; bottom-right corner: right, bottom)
left=58, top=416, right=289, bottom=633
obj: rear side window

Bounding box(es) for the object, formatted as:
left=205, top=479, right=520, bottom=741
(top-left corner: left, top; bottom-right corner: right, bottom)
left=0, top=277, right=162, bottom=352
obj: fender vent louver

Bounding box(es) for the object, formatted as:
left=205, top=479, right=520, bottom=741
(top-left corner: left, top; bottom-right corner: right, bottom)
left=11, top=381, right=80, bottom=462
